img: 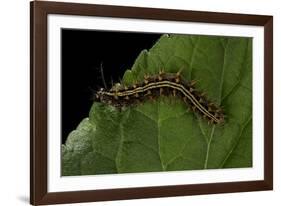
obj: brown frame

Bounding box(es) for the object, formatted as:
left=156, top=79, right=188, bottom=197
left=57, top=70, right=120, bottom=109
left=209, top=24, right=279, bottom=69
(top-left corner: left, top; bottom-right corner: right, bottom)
left=30, top=1, right=273, bottom=205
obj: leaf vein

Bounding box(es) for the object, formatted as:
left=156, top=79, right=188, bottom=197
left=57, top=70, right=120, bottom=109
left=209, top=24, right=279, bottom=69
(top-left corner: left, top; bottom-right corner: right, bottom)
left=219, top=117, right=252, bottom=168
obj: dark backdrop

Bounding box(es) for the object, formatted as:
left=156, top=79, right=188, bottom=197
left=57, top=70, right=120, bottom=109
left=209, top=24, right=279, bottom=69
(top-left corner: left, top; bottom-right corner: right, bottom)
left=61, top=29, right=161, bottom=143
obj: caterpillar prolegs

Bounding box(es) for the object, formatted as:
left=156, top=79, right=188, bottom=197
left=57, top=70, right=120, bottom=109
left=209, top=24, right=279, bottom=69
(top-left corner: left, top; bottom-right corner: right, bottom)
left=95, top=71, right=224, bottom=124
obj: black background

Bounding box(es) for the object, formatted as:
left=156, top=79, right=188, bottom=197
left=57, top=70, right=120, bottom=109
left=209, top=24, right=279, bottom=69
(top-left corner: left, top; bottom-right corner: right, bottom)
left=61, top=29, right=161, bottom=143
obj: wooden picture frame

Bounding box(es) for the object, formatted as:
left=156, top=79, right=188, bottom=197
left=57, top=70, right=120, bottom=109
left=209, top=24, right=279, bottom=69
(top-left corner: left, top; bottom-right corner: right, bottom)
left=30, top=1, right=273, bottom=205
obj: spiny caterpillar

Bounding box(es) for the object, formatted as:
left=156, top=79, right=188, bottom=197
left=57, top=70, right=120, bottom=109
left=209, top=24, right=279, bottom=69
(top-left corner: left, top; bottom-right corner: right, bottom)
left=95, top=70, right=224, bottom=124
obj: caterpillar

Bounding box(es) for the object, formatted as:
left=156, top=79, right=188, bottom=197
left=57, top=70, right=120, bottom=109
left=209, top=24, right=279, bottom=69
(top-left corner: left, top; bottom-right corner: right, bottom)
left=95, top=71, right=224, bottom=124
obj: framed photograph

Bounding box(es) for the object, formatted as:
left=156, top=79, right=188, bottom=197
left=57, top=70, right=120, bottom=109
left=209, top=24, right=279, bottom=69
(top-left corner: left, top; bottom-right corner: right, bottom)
left=30, top=1, right=273, bottom=205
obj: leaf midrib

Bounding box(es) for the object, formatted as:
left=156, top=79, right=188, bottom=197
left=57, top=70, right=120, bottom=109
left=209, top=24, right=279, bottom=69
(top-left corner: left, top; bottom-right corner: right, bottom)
left=201, top=40, right=228, bottom=169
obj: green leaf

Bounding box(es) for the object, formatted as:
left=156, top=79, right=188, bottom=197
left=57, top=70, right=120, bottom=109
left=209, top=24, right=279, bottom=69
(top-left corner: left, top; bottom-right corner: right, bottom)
left=62, top=34, right=252, bottom=176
